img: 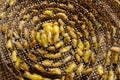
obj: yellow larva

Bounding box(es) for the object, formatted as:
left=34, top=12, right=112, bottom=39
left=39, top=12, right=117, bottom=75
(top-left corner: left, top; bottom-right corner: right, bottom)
left=31, top=16, right=39, bottom=25
left=84, top=68, right=93, bottom=75
left=28, top=52, right=38, bottom=61
left=77, top=48, right=83, bottom=56
left=63, top=56, right=72, bottom=63
left=97, top=65, right=104, bottom=76
left=85, top=40, right=90, bottom=50
left=42, top=60, right=53, bottom=66
left=30, top=29, right=35, bottom=41
left=30, top=40, right=36, bottom=48
left=83, top=50, right=92, bottom=63
left=65, top=62, right=77, bottom=72
left=60, top=46, right=71, bottom=53
left=111, top=46, right=120, bottom=53
left=78, top=41, right=84, bottom=50
left=52, top=62, right=62, bottom=67
left=23, top=27, right=29, bottom=39
left=75, top=54, right=81, bottom=63
left=45, top=53, right=61, bottom=59
left=43, top=10, right=53, bottom=16
left=11, top=50, right=17, bottom=62
left=36, top=32, right=41, bottom=43
left=34, top=64, right=45, bottom=72
left=15, top=42, right=23, bottom=50
left=65, top=73, right=74, bottom=80
left=13, top=31, right=20, bottom=39
left=63, top=33, right=70, bottom=44
left=108, top=70, right=115, bottom=80
left=24, top=72, right=43, bottom=80
left=72, top=39, right=77, bottom=47
left=55, top=41, right=64, bottom=49
left=6, top=39, right=13, bottom=50
left=1, top=25, right=7, bottom=33
left=40, top=31, right=48, bottom=47
left=20, top=62, right=29, bottom=71
left=23, top=39, right=29, bottom=49
left=76, top=63, right=84, bottom=74
left=49, top=68, right=61, bottom=75
left=56, top=13, right=68, bottom=21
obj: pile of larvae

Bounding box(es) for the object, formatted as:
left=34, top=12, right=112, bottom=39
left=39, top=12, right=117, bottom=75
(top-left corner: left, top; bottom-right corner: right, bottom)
left=0, top=0, right=120, bottom=80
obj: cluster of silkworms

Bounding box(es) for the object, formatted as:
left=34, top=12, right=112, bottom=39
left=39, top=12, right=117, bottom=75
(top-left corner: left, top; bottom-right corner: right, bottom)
left=0, top=0, right=120, bottom=80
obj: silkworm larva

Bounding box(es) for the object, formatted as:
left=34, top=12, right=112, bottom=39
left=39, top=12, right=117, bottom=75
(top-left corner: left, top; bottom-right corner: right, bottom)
left=41, top=31, right=48, bottom=47
left=23, top=27, right=29, bottom=39
left=63, top=56, right=72, bottom=63
left=112, top=52, right=119, bottom=64
left=34, top=64, right=45, bottom=72
left=1, top=25, right=7, bottom=33
left=23, top=39, right=29, bottom=49
left=85, top=41, right=90, bottom=50
left=84, top=29, right=89, bottom=39
left=6, top=39, right=13, bottom=50
left=76, top=63, right=84, bottom=74
left=84, top=68, right=93, bottom=75
left=30, top=40, right=36, bottom=48
left=42, top=60, right=53, bottom=66
left=31, top=16, right=39, bottom=25
left=111, top=46, right=120, bottom=53
left=83, top=50, right=92, bottom=63
left=91, top=52, right=96, bottom=64
left=28, top=52, right=38, bottom=61
left=24, top=72, right=43, bottom=80
left=30, top=29, right=35, bottom=41
left=48, top=46, right=55, bottom=51
left=11, top=50, right=17, bottom=62
left=78, top=41, right=84, bottom=51
left=36, top=32, right=41, bottom=43
left=77, top=48, right=83, bottom=56
left=56, top=13, right=68, bottom=21
left=72, top=39, right=77, bottom=47
left=15, top=57, right=22, bottom=69
left=13, top=31, right=20, bottom=39
left=97, top=65, right=104, bottom=76
left=60, top=46, right=71, bottom=53
left=75, top=54, right=81, bottom=63
left=55, top=41, right=64, bottom=49
left=65, top=62, right=77, bottom=72
left=49, top=68, right=61, bottom=75
left=20, top=62, right=29, bottom=71
left=63, top=33, right=70, bottom=44
left=43, top=10, right=53, bottom=16
left=65, top=73, right=74, bottom=80
left=52, top=62, right=62, bottom=67
left=15, top=41, right=23, bottom=50
left=108, top=70, right=115, bottom=80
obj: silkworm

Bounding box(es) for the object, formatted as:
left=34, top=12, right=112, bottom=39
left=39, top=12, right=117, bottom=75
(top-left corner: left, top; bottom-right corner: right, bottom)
left=65, top=62, right=77, bottom=72
left=55, top=41, right=64, bottom=49
left=28, top=52, right=38, bottom=61
left=75, top=54, right=81, bottom=63
left=24, top=72, right=43, bottom=80
left=97, top=65, right=104, bottom=76
left=76, top=63, right=84, bottom=74
left=60, top=46, right=71, bottom=53
left=43, top=10, right=53, bottom=16
left=11, top=50, right=17, bottom=62
left=78, top=41, right=84, bottom=51
left=42, top=60, right=53, bottom=66
left=6, top=39, right=13, bottom=50
left=15, top=41, right=23, bottom=50
left=49, top=68, right=61, bottom=75
left=83, top=50, right=92, bottom=63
